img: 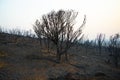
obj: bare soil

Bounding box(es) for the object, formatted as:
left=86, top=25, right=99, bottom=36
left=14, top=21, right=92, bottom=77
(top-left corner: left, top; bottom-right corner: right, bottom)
left=0, top=37, right=120, bottom=80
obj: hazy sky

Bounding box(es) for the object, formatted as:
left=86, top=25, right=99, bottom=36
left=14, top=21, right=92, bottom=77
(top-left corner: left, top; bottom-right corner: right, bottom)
left=0, top=0, right=120, bottom=39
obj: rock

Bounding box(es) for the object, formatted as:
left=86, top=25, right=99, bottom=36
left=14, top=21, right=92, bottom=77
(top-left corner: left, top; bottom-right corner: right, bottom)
left=65, top=73, right=80, bottom=80
left=94, top=72, right=106, bottom=77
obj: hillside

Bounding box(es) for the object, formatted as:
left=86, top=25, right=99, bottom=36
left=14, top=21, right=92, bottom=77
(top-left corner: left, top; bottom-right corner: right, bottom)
left=0, top=33, right=120, bottom=80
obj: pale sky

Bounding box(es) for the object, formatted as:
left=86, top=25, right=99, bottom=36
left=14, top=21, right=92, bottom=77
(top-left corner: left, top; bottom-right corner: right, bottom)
left=0, top=0, right=120, bottom=39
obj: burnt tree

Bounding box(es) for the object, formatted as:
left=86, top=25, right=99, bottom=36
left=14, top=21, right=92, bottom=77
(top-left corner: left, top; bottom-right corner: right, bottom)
left=33, top=10, right=86, bottom=62
left=108, top=34, right=120, bottom=67
left=96, top=34, right=105, bottom=55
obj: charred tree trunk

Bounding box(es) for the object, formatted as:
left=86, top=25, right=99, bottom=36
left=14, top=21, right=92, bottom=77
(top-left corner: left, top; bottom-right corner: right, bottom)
left=39, top=38, right=42, bottom=49
left=47, top=38, right=50, bottom=53
left=99, top=46, right=101, bottom=55
left=65, top=53, right=68, bottom=62
left=56, top=44, right=62, bottom=63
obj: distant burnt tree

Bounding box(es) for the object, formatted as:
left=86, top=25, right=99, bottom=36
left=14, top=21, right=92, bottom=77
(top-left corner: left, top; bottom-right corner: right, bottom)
left=33, top=10, right=86, bottom=63
left=96, top=34, right=105, bottom=55
left=108, top=33, right=120, bottom=67
left=84, top=39, right=90, bottom=54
